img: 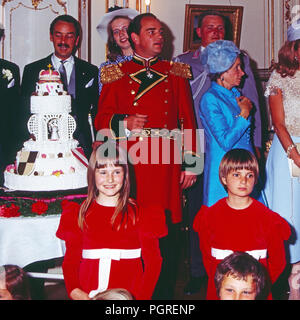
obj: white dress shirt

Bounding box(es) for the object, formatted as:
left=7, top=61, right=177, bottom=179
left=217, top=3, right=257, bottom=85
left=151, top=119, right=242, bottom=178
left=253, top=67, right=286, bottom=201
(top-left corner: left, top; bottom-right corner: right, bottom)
left=51, top=54, right=75, bottom=85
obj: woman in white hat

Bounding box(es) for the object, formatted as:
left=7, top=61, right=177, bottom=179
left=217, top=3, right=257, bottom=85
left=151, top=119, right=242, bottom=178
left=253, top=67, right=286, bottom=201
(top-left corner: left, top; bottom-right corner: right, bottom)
left=97, top=7, right=139, bottom=94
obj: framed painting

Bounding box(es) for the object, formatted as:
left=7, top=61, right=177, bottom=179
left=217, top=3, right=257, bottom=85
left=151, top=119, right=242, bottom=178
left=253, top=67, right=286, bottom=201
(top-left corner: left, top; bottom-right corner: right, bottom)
left=183, top=4, right=244, bottom=52
left=105, top=0, right=142, bottom=12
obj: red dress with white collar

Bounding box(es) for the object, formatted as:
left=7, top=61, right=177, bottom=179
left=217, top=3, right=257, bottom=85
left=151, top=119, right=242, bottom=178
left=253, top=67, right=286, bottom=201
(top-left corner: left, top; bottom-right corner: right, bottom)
left=193, top=198, right=291, bottom=300
left=56, top=200, right=167, bottom=300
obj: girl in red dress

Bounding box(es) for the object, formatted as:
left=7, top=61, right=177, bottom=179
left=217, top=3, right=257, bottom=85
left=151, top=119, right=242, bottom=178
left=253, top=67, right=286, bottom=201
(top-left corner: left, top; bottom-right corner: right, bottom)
left=193, top=149, right=291, bottom=300
left=56, top=141, right=167, bottom=300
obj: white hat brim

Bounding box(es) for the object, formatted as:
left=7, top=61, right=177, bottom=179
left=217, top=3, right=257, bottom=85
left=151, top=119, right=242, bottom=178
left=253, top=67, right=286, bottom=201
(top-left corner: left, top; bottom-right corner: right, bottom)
left=96, top=8, right=139, bottom=42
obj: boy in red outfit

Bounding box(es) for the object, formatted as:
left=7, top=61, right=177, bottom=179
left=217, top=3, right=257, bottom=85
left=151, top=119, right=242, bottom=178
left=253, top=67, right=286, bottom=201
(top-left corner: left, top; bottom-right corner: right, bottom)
left=193, top=149, right=291, bottom=299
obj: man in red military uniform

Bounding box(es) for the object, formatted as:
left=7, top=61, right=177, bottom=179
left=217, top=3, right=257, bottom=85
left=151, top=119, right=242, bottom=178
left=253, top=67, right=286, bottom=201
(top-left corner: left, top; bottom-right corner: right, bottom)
left=95, top=13, right=203, bottom=299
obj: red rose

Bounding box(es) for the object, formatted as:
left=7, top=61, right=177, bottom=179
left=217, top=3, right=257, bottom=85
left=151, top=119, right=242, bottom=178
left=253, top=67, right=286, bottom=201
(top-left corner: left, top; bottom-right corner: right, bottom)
left=0, top=203, right=21, bottom=218
left=31, top=201, right=49, bottom=215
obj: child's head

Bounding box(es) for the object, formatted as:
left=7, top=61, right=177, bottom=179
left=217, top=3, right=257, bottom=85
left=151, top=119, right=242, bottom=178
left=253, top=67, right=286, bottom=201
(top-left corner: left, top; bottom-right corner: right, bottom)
left=88, top=140, right=130, bottom=202
left=0, top=265, right=31, bottom=300
left=215, top=252, right=267, bottom=300
left=79, top=140, right=135, bottom=230
left=219, top=149, right=259, bottom=192
left=92, top=288, right=134, bottom=300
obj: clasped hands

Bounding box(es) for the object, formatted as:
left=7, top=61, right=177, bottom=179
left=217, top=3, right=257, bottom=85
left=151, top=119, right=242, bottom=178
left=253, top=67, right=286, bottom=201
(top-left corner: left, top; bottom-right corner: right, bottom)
left=236, top=96, right=253, bottom=119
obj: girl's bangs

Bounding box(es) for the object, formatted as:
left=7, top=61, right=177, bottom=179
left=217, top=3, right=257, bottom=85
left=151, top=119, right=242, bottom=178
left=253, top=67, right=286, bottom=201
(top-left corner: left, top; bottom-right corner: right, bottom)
left=95, top=157, right=122, bottom=169
left=94, top=144, right=128, bottom=169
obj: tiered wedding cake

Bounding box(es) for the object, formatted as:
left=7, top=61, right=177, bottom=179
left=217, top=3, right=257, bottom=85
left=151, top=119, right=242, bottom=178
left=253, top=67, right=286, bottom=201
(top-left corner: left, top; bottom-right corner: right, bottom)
left=4, top=68, right=88, bottom=191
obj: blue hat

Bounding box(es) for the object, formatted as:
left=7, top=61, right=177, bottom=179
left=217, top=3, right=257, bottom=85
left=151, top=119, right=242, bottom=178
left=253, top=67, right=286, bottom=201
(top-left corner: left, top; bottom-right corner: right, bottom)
left=201, top=40, right=240, bottom=74
left=287, top=19, right=300, bottom=41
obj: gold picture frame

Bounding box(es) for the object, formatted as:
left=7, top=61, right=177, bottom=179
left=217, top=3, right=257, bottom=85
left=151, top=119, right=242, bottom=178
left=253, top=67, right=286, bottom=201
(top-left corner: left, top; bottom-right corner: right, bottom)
left=105, top=0, right=142, bottom=12
left=183, top=4, right=244, bottom=52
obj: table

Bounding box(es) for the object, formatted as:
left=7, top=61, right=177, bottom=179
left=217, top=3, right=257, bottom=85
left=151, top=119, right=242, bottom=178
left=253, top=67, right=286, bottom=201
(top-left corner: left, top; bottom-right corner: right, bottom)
left=0, top=214, right=65, bottom=269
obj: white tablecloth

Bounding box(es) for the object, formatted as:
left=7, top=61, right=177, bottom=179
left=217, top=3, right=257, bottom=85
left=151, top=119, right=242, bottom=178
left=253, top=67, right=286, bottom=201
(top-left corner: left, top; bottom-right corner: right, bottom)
left=0, top=214, right=65, bottom=268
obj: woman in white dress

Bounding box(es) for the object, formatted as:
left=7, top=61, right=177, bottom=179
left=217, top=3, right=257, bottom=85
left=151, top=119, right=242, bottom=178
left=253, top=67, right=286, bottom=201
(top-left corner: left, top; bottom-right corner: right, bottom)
left=264, top=21, right=300, bottom=300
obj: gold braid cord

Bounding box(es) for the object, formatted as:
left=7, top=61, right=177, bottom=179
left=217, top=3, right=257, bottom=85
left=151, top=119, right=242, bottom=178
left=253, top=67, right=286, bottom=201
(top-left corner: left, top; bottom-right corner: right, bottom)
left=169, top=61, right=192, bottom=79
left=100, top=64, right=125, bottom=84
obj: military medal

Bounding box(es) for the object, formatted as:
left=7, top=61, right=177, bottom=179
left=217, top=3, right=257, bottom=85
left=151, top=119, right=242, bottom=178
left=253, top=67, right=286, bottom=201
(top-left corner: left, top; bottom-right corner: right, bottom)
left=146, top=71, right=153, bottom=79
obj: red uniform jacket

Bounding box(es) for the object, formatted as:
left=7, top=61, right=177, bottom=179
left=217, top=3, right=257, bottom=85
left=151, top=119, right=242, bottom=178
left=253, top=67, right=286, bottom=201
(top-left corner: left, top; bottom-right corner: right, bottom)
left=193, top=198, right=291, bottom=300
left=56, top=200, right=167, bottom=300
left=95, top=56, right=201, bottom=223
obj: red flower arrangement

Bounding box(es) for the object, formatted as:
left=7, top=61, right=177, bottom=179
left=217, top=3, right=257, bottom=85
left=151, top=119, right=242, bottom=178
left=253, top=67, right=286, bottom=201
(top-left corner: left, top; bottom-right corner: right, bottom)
left=0, top=203, right=21, bottom=218
left=31, top=201, right=49, bottom=215
left=0, top=196, right=85, bottom=218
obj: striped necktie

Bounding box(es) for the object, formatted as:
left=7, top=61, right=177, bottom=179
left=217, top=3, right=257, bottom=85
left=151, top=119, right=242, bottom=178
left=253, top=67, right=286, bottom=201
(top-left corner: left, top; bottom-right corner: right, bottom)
left=59, top=60, right=68, bottom=91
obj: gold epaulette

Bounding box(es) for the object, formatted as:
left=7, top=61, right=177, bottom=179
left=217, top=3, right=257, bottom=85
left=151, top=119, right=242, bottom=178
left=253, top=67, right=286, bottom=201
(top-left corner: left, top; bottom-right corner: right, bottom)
left=100, top=63, right=125, bottom=84
left=169, top=61, right=192, bottom=79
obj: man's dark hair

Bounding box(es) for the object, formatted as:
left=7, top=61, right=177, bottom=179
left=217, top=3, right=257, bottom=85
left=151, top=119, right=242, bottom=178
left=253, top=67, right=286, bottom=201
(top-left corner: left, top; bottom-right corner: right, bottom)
left=127, top=13, right=158, bottom=49
left=214, top=251, right=270, bottom=300
left=197, top=10, right=226, bottom=28
left=50, top=14, right=81, bottom=38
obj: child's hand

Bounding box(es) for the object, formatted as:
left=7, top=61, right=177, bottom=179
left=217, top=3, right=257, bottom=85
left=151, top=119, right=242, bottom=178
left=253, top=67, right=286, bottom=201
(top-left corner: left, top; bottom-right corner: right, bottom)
left=180, top=171, right=197, bottom=189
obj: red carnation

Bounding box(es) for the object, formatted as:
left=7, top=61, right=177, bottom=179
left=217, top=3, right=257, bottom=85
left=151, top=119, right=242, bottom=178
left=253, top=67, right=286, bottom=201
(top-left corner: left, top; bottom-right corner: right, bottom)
left=31, top=201, right=49, bottom=215
left=0, top=203, right=21, bottom=218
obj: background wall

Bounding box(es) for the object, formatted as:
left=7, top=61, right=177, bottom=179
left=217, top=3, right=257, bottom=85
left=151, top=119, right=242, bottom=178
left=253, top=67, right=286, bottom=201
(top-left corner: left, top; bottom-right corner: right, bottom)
left=90, top=0, right=288, bottom=70
left=1, top=0, right=300, bottom=72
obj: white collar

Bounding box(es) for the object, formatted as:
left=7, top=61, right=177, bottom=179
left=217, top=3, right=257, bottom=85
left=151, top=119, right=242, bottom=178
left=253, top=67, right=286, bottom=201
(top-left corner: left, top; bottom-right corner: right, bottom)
left=52, top=54, right=74, bottom=66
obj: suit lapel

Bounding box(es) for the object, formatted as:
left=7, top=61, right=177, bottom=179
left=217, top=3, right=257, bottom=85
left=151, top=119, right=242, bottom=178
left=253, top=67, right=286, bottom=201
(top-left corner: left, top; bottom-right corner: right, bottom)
left=74, top=57, right=82, bottom=95
left=42, top=55, right=53, bottom=71
left=74, top=57, right=95, bottom=93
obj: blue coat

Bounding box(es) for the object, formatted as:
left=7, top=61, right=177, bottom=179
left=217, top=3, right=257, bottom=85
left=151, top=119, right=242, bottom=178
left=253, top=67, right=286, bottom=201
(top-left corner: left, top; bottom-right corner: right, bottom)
left=199, top=82, right=253, bottom=206
left=174, top=48, right=261, bottom=149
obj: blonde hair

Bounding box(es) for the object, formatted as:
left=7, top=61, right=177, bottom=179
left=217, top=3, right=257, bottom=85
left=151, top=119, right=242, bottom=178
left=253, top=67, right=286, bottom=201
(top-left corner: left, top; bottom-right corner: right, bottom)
left=271, top=39, right=300, bottom=77
left=78, top=141, right=136, bottom=230
left=219, top=149, right=259, bottom=189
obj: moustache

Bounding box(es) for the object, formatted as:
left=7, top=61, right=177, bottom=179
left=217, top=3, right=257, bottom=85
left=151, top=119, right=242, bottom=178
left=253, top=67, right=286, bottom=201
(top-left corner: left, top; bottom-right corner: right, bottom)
left=58, top=43, right=70, bottom=49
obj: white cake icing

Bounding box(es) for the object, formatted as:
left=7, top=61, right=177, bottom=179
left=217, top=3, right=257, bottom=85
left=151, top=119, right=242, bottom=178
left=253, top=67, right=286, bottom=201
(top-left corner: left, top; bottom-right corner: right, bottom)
left=31, top=95, right=71, bottom=114
left=4, top=170, right=87, bottom=192
left=4, top=68, right=88, bottom=191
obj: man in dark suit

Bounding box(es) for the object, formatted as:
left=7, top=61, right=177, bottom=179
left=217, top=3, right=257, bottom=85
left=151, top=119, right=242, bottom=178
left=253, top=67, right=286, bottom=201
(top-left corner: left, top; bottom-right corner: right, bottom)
left=0, top=24, right=21, bottom=186
left=21, top=15, right=99, bottom=159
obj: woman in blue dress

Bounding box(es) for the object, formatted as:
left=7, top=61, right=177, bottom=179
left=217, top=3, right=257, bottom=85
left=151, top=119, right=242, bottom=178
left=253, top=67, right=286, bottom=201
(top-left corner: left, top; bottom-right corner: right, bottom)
left=199, top=40, right=260, bottom=207
left=264, top=21, right=300, bottom=300
left=96, top=7, right=138, bottom=94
